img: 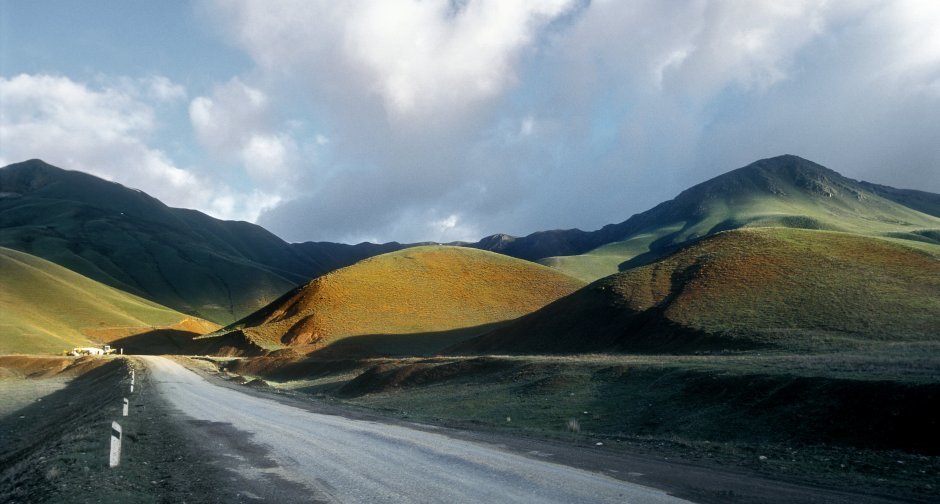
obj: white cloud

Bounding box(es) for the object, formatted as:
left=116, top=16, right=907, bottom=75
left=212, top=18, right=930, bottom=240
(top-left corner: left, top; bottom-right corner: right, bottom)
left=209, top=188, right=283, bottom=223
left=428, top=213, right=477, bottom=243
left=189, top=77, right=270, bottom=154
left=145, top=75, right=187, bottom=102
left=344, top=0, right=575, bottom=119
left=559, top=0, right=833, bottom=99
left=189, top=78, right=302, bottom=186
left=216, top=1, right=940, bottom=243
left=208, top=0, right=577, bottom=123
left=0, top=73, right=277, bottom=223
left=241, top=133, right=297, bottom=180
left=1, top=73, right=153, bottom=140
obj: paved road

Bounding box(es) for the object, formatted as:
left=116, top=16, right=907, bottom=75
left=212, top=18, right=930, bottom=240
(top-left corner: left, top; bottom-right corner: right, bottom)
left=140, top=355, right=690, bottom=504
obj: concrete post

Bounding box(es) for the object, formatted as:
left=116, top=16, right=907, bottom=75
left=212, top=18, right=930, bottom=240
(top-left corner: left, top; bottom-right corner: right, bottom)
left=109, top=421, right=122, bottom=468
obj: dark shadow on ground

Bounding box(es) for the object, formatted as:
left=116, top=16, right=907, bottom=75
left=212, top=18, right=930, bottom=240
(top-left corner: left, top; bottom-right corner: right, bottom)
left=111, top=328, right=266, bottom=356
left=318, top=321, right=509, bottom=358
left=0, top=359, right=125, bottom=502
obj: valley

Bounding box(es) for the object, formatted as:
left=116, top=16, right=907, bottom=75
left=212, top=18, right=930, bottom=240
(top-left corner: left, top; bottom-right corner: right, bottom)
left=2, top=155, right=938, bottom=503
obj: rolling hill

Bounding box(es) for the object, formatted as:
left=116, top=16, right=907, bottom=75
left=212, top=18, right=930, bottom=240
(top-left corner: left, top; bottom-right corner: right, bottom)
left=0, top=246, right=219, bottom=354
left=467, top=155, right=940, bottom=281
left=453, top=228, right=940, bottom=355
left=0, top=159, right=411, bottom=323
left=211, top=246, right=586, bottom=355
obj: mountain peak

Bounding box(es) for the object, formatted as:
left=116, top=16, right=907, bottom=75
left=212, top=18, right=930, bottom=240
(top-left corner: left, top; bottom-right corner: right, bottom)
left=0, top=159, right=69, bottom=193
left=469, top=155, right=939, bottom=280
left=5, top=158, right=60, bottom=170
left=740, top=154, right=841, bottom=181
left=688, top=154, right=844, bottom=200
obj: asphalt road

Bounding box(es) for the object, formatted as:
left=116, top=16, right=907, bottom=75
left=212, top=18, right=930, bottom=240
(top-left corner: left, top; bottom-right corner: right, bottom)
left=140, top=355, right=690, bottom=504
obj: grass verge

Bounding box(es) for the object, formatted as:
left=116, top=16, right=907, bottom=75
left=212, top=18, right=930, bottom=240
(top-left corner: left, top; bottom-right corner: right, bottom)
left=215, top=351, right=940, bottom=502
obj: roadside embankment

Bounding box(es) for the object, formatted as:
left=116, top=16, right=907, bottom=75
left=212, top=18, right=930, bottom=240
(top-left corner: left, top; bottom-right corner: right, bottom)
left=0, top=355, right=234, bottom=504
left=212, top=352, right=940, bottom=502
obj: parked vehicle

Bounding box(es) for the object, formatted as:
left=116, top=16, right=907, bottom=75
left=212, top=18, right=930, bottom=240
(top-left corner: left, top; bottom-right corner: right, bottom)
left=67, top=345, right=116, bottom=356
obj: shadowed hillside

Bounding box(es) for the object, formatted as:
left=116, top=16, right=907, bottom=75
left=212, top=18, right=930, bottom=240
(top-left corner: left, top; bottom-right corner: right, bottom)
left=0, top=159, right=412, bottom=323
left=0, top=247, right=219, bottom=354
left=454, top=228, right=940, bottom=355
left=466, top=155, right=940, bottom=281
left=211, top=246, right=585, bottom=355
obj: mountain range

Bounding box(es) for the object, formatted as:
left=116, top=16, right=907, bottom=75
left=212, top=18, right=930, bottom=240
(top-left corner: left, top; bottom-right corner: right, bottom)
left=466, top=155, right=940, bottom=281
left=0, top=159, right=409, bottom=323
left=1, top=155, right=938, bottom=356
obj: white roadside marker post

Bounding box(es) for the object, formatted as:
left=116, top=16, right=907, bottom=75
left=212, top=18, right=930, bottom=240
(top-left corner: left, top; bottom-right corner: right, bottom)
left=110, top=421, right=122, bottom=468
left=122, top=397, right=129, bottom=417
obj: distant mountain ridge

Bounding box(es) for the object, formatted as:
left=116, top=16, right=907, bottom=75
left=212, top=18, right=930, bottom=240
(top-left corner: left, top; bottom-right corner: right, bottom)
left=466, top=155, right=940, bottom=280
left=0, top=159, right=411, bottom=323
left=3, top=155, right=937, bottom=322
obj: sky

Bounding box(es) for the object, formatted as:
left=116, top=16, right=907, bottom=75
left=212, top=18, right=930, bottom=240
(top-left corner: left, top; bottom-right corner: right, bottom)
left=1, top=0, right=938, bottom=244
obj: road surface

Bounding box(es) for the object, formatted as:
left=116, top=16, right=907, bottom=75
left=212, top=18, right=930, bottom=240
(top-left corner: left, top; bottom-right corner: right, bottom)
left=140, top=355, right=690, bottom=503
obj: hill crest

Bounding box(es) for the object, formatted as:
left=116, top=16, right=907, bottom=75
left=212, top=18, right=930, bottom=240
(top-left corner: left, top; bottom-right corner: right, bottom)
left=221, top=245, right=586, bottom=354
left=454, top=228, right=940, bottom=355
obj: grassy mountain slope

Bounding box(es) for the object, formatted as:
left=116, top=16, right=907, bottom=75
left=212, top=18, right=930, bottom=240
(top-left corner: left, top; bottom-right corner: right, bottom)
left=468, top=155, right=940, bottom=281
left=454, top=228, right=940, bottom=355
left=216, top=246, right=585, bottom=355
left=0, top=247, right=217, bottom=354
left=0, top=160, right=410, bottom=323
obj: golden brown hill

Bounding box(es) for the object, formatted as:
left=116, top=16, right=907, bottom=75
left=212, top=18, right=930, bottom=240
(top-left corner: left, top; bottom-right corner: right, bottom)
left=453, top=228, right=940, bottom=354
left=222, top=246, right=585, bottom=354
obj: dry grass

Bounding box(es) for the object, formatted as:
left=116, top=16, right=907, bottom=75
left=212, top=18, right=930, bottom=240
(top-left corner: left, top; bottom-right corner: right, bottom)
left=566, top=418, right=581, bottom=433
left=613, top=228, right=940, bottom=342
left=0, top=355, right=111, bottom=379
left=461, top=228, right=940, bottom=355
left=233, top=246, right=585, bottom=351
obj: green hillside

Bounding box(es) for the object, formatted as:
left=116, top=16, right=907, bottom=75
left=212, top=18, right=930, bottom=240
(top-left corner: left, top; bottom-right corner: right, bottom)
left=454, top=228, right=940, bottom=355
left=468, top=156, right=940, bottom=281
left=0, top=247, right=207, bottom=354
left=0, top=159, right=411, bottom=323
left=213, top=246, right=585, bottom=355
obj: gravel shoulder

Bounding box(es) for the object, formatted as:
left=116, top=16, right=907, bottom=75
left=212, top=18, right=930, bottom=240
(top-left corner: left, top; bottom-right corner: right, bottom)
left=143, top=355, right=687, bottom=504
left=170, top=356, right=921, bottom=504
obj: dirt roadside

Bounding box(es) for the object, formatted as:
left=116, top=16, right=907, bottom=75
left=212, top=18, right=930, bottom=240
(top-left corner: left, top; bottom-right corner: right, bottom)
left=0, top=356, right=314, bottom=504
left=170, top=356, right=926, bottom=504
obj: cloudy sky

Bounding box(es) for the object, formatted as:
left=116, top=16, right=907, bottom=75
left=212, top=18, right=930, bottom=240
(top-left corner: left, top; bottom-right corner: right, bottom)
left=1, top=0, right=938, bottom=244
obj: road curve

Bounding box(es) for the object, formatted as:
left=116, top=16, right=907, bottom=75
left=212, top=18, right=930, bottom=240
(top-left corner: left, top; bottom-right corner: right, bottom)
left=140, top=355, right=690, bottom=504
